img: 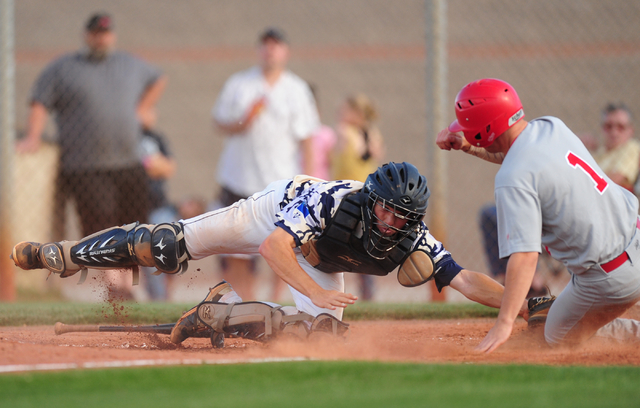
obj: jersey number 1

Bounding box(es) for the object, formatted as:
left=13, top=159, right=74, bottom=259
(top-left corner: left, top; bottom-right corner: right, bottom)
left=566, top=151, right=608, bottom=194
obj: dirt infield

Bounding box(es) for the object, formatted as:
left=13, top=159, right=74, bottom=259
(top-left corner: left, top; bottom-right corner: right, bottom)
left=2, top=319, right=639, bottom=371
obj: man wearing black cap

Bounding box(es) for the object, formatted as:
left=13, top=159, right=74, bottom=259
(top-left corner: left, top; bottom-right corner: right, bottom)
left=18, top=13, right=168, bottom=239
left=212, top=27, right=319, bottom=301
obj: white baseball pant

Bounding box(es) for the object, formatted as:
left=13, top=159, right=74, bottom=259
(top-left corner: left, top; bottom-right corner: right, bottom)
left=180, top=179, right=345, bottom=319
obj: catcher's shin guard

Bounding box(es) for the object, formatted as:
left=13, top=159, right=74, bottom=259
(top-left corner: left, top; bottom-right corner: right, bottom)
left=11, top=222, right=190, bottom=278
left=194, top=302, right=349, bottom=348
left=70, top=222, right=189, bottom=274
left=12, top=241, right=84, bottom=278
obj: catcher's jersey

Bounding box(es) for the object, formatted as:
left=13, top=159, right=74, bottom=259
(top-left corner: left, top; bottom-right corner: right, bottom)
left=275, top=178, right=462, bottom=289
left=495, top=116, right=639, bottom=274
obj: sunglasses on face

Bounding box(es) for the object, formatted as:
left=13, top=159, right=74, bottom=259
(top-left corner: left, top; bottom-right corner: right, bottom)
left=603, top=122, right=631, bottom=131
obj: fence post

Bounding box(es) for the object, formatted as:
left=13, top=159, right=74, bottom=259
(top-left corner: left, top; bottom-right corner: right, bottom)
left=0, top=0, right=16, bottom=301
left=425, top=0, right=448, bottom=301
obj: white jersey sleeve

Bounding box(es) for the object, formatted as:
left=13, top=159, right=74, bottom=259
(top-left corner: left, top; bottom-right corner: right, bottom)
left=275, top=180, right=362, bottom=246
left=495, top=186, right=543, bottom=254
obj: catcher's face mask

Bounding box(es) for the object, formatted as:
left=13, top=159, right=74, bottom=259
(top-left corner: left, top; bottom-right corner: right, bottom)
left=362, top=191, right=424, bottom=260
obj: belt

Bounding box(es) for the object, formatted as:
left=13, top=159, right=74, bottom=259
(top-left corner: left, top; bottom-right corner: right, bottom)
left=601, top=218, right=640, bottom=273
left=601, top=252, right=629, bottom=273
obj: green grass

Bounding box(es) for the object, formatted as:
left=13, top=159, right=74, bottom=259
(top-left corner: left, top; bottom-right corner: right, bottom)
left=0, top=302, right=188, bottom=326
left=345, top=301, right=498, bottom=320
left=0, top=301, right=498, bottom=326
left=1, top=361, right=639, bottom=408
left=0, top=303, right=635, bottom=407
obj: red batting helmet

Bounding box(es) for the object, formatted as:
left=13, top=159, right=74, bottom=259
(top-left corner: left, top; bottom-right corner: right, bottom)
left=448, top=78, right=524, bottom=148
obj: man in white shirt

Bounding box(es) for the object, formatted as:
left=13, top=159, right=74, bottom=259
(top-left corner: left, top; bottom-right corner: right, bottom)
left=212, top=28, right=319, bottom=300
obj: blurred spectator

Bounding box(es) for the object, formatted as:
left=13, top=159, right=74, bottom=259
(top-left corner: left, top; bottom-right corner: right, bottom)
left=164, top=196, right=208, bottom=299
left=478, top=203, right=549, bottom=297
left=211, top=27, right=320, bottom=301
left=177, top=196, right=208, bottom=220
left=594, top=103, right=640, bottom=191
left=140, top=108, right=177, bottom=223
left=577, top=132, right=599, bottom=153
left=331, top=93, right=385, bottom=300
left=332, top=94, right=385, bottom=182
left=140, top=195, right=207, bottom=301
left=478, top=204, right=508, bottom=284
left=17, top=12, right=168, bottom=237
left=304, top=83, right=337, bottom=181
left=139, top=109, right=177, bottom=301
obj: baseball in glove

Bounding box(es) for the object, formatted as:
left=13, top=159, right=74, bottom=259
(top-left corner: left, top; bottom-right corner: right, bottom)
left=527, top=295, right=556, bottom=328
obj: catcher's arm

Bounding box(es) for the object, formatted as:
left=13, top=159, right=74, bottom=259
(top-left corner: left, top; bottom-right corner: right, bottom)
left=449, top=269, right=528, bottom=317
left=435, top=129, right=505, bottom=164
left=259, top=227, right=357, bottom=310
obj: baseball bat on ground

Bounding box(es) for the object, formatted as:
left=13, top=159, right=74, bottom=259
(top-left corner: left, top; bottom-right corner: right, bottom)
left=54, top=322, right=175, bottom=335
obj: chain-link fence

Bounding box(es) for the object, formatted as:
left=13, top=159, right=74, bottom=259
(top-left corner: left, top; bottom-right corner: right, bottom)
left=2, top=0, right=640, bottom=303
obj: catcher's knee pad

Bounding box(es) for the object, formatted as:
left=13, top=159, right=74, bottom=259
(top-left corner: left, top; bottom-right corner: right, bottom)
left=70, top=222, right=189, bottom=275
left=195, top=302, right=349, bottom=344
left=149, top=223, right=190, bottom=274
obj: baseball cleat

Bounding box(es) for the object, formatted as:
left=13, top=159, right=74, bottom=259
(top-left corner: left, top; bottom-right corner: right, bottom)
left=527, top=295, right=556, bottom=328
left=170, top=280, right=235, bottom=344
left=11, top=241, right=44, bottom=270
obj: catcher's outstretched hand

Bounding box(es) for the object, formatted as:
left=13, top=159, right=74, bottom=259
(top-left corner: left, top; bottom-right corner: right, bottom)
left=309, top=288, right=358, bottom=311
left=475, top=320, right=513, bottom=354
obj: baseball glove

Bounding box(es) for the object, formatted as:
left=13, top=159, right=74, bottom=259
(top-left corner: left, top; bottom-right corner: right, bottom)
left=527, top=295, right=556, bottom=328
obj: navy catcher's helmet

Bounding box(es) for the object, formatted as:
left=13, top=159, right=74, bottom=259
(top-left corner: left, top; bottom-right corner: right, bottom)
left=362, top=162, right=430, bottom=259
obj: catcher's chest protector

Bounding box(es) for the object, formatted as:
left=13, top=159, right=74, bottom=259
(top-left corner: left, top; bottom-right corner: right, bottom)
left=300, top=192, right=416, bottom=275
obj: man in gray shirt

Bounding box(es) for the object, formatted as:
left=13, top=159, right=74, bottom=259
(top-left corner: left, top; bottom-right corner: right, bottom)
left=17, top=12, right=167, bottom=236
